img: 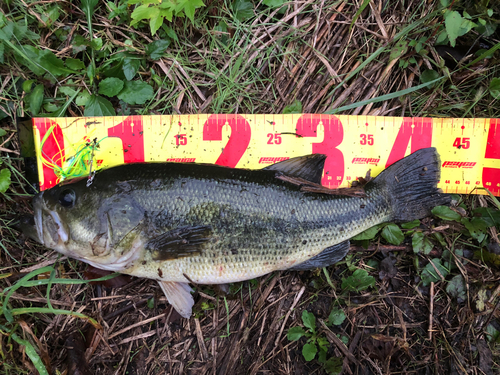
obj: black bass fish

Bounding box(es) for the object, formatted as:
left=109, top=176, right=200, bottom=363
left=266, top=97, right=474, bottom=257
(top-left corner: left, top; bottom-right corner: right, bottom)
left=24, top=148, right=449, bottom=317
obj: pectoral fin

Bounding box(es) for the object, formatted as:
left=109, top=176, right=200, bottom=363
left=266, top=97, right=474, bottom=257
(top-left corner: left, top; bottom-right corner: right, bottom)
left=158, top=281, right=194, bottom=319
left=147, top=225, right=212, bottom=260
left=289, top=240, right=350, bottom=271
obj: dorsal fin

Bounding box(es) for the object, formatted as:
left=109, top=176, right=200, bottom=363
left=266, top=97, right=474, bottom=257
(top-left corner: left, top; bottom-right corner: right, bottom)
left=263, top=154, right=326, bottom=184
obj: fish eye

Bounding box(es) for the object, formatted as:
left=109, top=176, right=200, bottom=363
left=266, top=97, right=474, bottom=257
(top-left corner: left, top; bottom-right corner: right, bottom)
left=58, top=189, right=76, bottom=208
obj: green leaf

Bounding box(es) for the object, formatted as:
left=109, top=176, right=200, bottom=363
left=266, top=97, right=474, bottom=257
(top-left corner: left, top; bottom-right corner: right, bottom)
left=14, top=45, right=45, bottom=76
left=472, top=207, right=500, bottom=227
left=40, top=5, right=60, bottom=27
left=81, top=0, right=99, bottom=19
left=301, top=310, right=316, bottom=333
left=459, top=19, right=476, bottom=37
left=412, top=232, right=433, bottom=254
left=117, top=80, right=154, bottom=105
left=0, top=21, right=14, bottom=40
left=233, top=0, right=254, bottom=22
left=123, top=57, right=141, bottom=80
left=461, top=217, right=487, bottom=242
left=421, top=258, right=449, bottom=286
left=98, top=77, right=124, bottom=97
left=420, top=69, right=440, bottom=88
left=390, top=40, right=408, bottom=61
left=263, top=0, right=286, bottom=7
left=44, top=103, right=59, bottom=112
left=131, top=4, right=158, bottom=26
left=22, top=79, right=35, bottom=93
left=0, top=42, right=4, bottom=64
left=28, top=84, right=44, bottom=116
left=10, top=333, right=49, bottom=375
left=163, top=26, right=178, bottom=42
left=65, top=58, right=85, bottom=71
left=323, top=357, right=343, bottom=375
left=72, top=34, right=89, bottom=53
left=39, top=50, right=76, bottom=75
left=341, top=269, right=376, bottom=292
left=149, top=14, right=164, bottom=35
left=318, top=347, right=327, bottom=363
left=59, top=86, right=77, bottom=97
left=76, top=91, right=91, bottom=106
left=352, top=226, right=380, bottom=240
left=445, top=11, right=462, bottom=47
left=401, top=219, right=420, bottom=229
left=0, top=168, right=11, bottom=193
left=317, top=336, right=329, bottom=353
left=147, top=297, right=155, bottom=309
left=328, top=308, right=346, bottom=326
left=90, top=37, right=103, bottom=50
left=486, top=324, right=500, bottom=343
left=282, top=99, right=302, bottom=114
left=432, top=206, right=462, bottom=221
left=446, top=274, right=466, bottom=301
left=0, top=128, right=6, bottom=137
left=302, top=343, right=317, bottom=362
left=287, top=326, right=306, bottom=341
left=87, top=62, right=95, bottom=84
left=84, top=95, right=116, bottom=116
left=181, top=0, right=205, bottom=22
left=489, top=77, right=500, bottom=99
left=146, top=39, right=170, bottom=60
left=381, top=223, right=404, bottom=245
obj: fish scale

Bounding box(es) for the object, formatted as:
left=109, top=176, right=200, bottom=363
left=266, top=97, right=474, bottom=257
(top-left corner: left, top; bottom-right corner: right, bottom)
left=124, top=171, right=391, bottom=284
left=27, top=148, right=450, bottom=317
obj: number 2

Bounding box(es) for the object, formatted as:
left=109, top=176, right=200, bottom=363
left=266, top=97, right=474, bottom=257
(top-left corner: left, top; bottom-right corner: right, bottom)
left=360, top=134, right=374, bottom=145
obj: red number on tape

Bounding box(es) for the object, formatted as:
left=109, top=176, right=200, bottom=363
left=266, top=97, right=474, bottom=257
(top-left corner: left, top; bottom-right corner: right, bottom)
left=296, top=114, right=344, bottom=188
left=453, top=137, right=470, bottom=149
left=203, top=114, right=251, bottom=168
left=175, top=134, right=187, bottom=146
left=267, top=133, right=282, bottom=145
left=482, top=119, right=500, bottom=195
left=360, top=134, right=374, bottom=145
left=386, top=117, right=432, bottom=167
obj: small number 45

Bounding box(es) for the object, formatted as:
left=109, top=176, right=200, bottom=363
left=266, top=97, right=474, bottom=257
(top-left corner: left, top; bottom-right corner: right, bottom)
left=453, top=137, right=470, bottom=149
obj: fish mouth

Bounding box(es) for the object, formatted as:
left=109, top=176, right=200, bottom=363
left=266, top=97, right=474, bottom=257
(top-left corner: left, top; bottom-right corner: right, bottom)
left=33, top=191, right=69, bottom=249
left=32, top=193, right=45, bottom=246
left=18, top=215, right=41, bottom=243
left=82, top=244, right=142, bottom=271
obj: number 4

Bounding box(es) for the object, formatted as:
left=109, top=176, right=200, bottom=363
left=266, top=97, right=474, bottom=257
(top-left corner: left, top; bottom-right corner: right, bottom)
left=453, top=137, right=470, bottom=149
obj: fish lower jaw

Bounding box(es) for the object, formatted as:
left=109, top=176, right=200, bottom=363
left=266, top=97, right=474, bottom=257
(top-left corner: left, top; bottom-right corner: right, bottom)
left=79, top=239, right=144, bottom=272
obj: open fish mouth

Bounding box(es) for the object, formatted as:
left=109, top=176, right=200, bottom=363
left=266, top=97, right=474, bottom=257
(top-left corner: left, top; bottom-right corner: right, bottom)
left=32, top=193, right=45, bottom=246
left=32, top=192, right=69, bottom=249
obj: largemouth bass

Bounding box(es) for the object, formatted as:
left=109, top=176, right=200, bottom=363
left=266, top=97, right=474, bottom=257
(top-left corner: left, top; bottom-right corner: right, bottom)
left=24, top=148, right=449, bottom=318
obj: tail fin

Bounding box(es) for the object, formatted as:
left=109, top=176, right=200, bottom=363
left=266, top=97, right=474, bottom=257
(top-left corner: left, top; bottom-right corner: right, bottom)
left=371, top=147, right=451, bottom=222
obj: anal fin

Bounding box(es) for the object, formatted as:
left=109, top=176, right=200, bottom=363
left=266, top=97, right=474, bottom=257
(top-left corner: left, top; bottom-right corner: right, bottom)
left=289, top=240, right=350, bottom=271
left=158, top=281, right=194, bottom=318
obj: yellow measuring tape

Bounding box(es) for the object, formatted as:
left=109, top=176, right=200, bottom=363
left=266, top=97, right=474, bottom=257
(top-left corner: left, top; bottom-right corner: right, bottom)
left=32, top=115, right=500, bottom=196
